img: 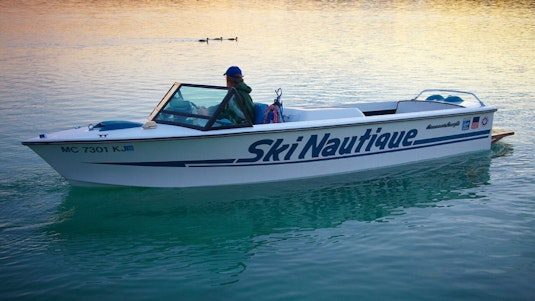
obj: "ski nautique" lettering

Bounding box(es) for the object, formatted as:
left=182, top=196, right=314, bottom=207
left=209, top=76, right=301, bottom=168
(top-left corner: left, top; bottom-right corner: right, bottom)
left=237, top=127, right=418, bottom=163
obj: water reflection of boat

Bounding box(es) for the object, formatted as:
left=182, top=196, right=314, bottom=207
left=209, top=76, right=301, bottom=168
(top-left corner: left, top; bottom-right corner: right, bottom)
left=23, top=84, right=502, bottom=188
left=48, top=152, right=492, bottom=240
left=43, top=152, right=493, bottom=284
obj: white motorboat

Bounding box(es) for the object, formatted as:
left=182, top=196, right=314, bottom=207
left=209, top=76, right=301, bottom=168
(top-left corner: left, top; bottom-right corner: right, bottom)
left=22, top=82, right=511, bottom=188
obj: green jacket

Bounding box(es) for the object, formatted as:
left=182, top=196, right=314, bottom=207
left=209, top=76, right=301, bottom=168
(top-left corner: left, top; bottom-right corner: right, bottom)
left=234, top=82, right=255, bottom=122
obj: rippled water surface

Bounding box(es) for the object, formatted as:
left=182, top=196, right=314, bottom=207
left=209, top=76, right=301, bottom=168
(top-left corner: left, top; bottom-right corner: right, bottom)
left=1, top=0, right=534, bottom=300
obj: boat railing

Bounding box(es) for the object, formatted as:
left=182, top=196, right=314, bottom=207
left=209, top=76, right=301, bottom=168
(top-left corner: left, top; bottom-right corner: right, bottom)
left=413, top=89, right=486, bottom=107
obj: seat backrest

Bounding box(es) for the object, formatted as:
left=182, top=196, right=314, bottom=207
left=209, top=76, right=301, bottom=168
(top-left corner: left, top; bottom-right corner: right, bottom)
left=254, top=103, right=269, bottom=124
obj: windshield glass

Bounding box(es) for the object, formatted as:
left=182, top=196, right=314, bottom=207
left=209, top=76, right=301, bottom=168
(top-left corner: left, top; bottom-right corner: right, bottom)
left=413, top=89, right=485, bottom=108
left=151, top=83, right=253, bottom=130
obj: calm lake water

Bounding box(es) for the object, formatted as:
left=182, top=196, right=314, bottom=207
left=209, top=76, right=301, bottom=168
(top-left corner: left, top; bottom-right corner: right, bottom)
left=1, top=0, right=534, bottom=300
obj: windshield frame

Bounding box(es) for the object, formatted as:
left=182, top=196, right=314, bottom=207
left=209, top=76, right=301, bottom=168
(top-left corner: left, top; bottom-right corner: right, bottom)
left=148, top=82, right=254, bottom=131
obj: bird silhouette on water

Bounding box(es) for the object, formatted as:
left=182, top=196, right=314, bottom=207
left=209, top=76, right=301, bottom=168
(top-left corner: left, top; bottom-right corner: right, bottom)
left=197, top=37, right=237, bottom=43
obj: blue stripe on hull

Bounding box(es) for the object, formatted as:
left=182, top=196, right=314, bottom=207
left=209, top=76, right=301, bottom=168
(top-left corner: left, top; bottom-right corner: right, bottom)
left=413, top=129, right=490, bottom=145
left=92, top=129, right=491, bottom=168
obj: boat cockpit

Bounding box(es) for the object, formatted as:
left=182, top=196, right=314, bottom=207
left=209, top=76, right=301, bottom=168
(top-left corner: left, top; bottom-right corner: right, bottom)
left=148, top=83, right=486, bottom=131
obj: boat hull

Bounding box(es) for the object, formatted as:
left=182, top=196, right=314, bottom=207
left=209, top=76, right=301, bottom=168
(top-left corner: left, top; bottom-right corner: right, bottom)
left=24, top=110, right=494, bottom=187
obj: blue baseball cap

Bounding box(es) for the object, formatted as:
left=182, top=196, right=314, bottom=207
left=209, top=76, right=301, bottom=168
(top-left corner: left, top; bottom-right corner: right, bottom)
left=223, top=66, right=243, bottom=78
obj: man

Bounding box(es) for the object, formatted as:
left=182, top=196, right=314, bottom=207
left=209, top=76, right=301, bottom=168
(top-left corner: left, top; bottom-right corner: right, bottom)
left=223, top=66, right=255, bottom=122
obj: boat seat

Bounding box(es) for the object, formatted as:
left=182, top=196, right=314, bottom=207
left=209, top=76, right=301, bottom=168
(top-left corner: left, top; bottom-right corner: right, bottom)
left=254, top=103, right=269, bottom=124
left=287, top=107, right=365, bottom=121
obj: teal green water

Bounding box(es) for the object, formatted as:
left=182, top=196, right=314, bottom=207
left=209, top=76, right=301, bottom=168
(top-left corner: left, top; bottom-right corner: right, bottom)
left=1, top=0, right=534, bottom=300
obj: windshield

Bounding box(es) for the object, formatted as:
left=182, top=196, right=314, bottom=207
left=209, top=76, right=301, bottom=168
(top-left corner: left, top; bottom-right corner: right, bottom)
left=149, top=83, right=253, bottom=130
